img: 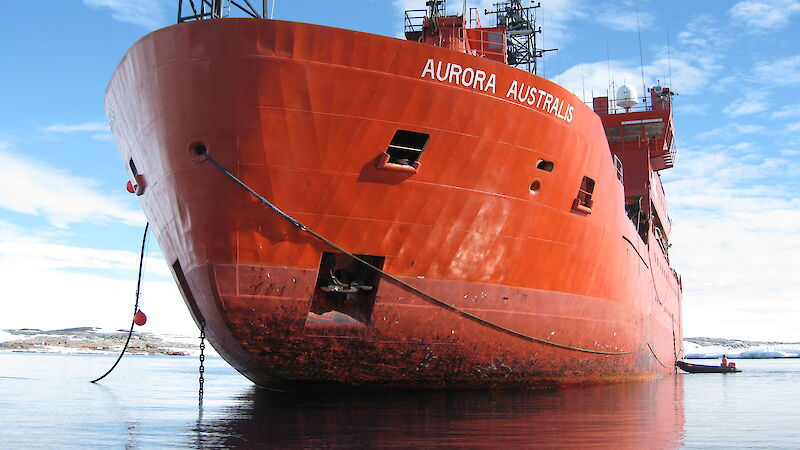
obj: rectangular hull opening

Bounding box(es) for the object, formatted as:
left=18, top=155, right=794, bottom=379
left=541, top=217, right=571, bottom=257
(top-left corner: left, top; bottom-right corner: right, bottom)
left=304, top=252, right=385, bottom=336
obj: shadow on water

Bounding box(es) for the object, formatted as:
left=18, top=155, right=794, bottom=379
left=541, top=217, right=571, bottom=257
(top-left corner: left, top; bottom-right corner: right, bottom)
left=191, top=376, right=685, bottom=448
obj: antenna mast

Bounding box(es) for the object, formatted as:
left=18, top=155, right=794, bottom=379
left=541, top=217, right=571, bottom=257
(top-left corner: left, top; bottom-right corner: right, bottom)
left=427, top=0, right=446, bottom=18
left=485, top=0, right=556, bottom=74
left=177, top=0, right=266, bottom=22
left=635, top=1, right=647, bottom=106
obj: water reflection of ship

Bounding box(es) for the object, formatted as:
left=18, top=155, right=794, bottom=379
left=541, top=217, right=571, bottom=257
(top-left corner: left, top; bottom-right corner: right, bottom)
left=192, top=377, right=685, bottom=448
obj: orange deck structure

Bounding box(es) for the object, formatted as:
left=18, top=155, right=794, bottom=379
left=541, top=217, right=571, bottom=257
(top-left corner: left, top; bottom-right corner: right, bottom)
left=106, top=1, right=682, bottom=389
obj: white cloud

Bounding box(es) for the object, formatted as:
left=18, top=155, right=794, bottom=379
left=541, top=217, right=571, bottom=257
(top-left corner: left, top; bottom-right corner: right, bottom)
left=786, top=122, right=800, bottom=133
left=0, top=144, right=144, bottom=228
left=555, top=12, right=730, bottom=99
left=42, top=121, right=114, bottom=141
left=593, top=6, right=654, bottom=32
left=657, top=16, right=729, bottom=95
left=722, top=94, right=769, bottom=117
left=552, top=60, right=637, bottom=101
left=729, top=0, right=800, bottom=31
left=0, top=220, right=193, bottom=335
left=664, top=145, right=800, bottom=341
left=0, top=267, right=197, bottom=336
left=91, top=133, right=114, bottom=141
left=646, top=56, right=718, bottom=95
left=0, top=222, right=171, bottom=278
left=554, top=53, right=715, bottom=103
left=42, top=122, right=109, bottom=133
left=676, top=15, right=730, bottom=54
left=676, top=103, right=710, bottom=115
left=753, top=55, right=800, bottom=86
left=771, top=103, right=800, bottom=119
left=393, top=0, right=426, bottom=11
left=83, top=0, right=169, bottom=30
left=536, top=0, right=586, bottom=49
left=696, top=124, right=764, bottom=140
left=716, top=56, right=800, bottom=96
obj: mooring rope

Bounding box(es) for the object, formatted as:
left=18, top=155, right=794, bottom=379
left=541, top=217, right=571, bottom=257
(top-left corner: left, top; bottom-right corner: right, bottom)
left=648, top=342, right=672, bottom=369
left=203, top=153, right=634, bottom=356
left=91, top=222, right=150, bottom=383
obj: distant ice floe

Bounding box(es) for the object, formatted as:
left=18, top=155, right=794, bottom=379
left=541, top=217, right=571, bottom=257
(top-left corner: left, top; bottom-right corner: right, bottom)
left=684, top=341, right=800, bottom=359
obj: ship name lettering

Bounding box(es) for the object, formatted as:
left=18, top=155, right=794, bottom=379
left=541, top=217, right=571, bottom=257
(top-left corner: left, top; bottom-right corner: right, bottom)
left=421, top=59, right=572, bottom=122
left=421, top=58, right=497, bottom=93
left=505, top=80, right=574, bottom=123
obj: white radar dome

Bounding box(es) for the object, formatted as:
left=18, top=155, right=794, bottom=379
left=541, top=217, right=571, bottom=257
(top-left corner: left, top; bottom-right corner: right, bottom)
left=616, top=85, right=639, bottom=109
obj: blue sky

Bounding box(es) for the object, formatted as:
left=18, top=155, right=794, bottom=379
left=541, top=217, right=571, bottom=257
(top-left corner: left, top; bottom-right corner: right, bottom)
left=1, top=0, right=799, bottom=340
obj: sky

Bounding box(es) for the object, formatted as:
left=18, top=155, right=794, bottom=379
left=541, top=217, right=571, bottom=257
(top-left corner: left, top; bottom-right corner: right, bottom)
left=0, top=0, right=798, bottom=341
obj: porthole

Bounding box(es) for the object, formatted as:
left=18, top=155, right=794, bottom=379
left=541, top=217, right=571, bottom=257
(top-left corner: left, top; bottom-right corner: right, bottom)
left=536, top=159, right=554, bottom=172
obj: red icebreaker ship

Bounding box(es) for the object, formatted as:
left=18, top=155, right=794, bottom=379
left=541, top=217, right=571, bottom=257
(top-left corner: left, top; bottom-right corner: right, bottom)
left=106, top=0, right=682, bottom=389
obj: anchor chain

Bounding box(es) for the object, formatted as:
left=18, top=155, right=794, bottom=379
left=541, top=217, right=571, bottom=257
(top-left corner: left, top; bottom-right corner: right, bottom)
left=199, top=320, right=206, bottom=404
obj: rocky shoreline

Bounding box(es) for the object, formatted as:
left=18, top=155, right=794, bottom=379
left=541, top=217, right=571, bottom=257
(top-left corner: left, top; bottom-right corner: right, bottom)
left=0, top=327, right=201, bottom=356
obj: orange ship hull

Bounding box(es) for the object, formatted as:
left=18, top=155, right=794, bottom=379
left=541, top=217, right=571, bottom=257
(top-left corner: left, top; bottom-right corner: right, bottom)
left=106, top=19, right=682, bottom=389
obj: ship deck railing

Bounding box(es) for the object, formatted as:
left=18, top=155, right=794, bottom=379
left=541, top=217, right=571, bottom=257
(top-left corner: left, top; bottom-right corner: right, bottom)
left=404, top=10, right=427, bottom=35
left=586, top=97, right=672, bottom=115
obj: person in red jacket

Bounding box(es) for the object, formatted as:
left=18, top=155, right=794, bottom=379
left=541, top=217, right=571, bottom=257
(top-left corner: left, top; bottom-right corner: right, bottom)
left=721, top=355, right=728, bottom=367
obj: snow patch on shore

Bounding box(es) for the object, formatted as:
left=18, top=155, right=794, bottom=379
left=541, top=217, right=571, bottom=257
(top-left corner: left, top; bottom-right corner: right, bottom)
left=0, top=330, right=17, bottom=343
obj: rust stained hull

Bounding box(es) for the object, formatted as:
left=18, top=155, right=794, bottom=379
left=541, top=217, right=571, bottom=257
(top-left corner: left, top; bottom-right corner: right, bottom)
left=106, top=19, right=683, bottom=389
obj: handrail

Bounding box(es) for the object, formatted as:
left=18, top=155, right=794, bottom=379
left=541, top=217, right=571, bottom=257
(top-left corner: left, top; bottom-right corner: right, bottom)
left=404, top=9, right=427, bottom=34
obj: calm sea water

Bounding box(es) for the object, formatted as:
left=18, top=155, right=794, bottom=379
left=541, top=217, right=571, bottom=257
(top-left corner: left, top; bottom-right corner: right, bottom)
left=1, top=353, right=799, bottom=448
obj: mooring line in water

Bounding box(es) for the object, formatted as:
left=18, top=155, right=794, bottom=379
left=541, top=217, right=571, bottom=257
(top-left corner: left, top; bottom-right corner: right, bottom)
left=91, top=222, right=150, bottom=383
left=203, top=153, right=634, bottom=356
left=647, top=342, right=672, bottom=368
